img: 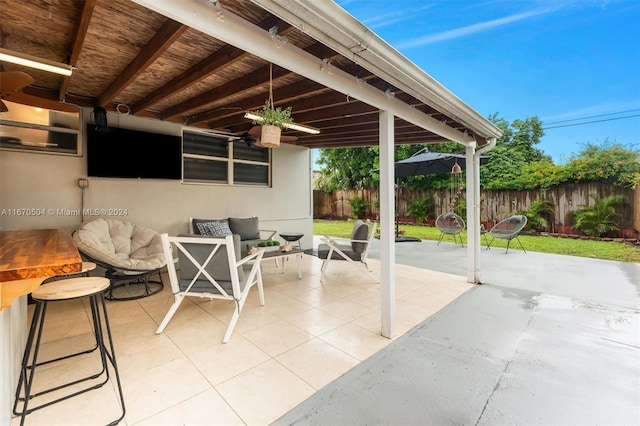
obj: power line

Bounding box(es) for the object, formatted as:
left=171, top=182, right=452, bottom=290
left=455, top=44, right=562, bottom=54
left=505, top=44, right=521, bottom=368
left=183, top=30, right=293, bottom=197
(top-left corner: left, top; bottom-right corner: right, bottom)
left=544, top=108, right=640, bottom=125
left=542, top=114, right=640, bottom=130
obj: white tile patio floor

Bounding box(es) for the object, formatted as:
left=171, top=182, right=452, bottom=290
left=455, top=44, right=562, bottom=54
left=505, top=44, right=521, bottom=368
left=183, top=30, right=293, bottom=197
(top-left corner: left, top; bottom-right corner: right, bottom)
left=11, top=253, right=473, bottom=426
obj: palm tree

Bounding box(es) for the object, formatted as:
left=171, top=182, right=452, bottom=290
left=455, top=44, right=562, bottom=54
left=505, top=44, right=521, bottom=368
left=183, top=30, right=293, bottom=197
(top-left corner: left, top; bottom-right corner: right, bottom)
left=573, top=194, right=626, bottom=237
left=521, top=199, right=555, bottom=232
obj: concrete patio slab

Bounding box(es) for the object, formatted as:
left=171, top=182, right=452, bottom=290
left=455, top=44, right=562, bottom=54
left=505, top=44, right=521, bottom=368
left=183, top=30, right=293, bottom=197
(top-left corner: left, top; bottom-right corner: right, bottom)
left=274, top=239, right=640, bottom=425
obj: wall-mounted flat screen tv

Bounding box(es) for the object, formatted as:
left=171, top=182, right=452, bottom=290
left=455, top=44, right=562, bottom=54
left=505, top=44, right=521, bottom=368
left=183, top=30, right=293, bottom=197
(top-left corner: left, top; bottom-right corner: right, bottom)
left=87, top=125, right=182, bottom=180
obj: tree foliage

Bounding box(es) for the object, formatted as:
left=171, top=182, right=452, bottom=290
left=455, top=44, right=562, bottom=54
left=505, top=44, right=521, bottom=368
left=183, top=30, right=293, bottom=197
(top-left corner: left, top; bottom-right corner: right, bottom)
left=406, top=197, right=435, bottom=222
left=563, top=140, right=640, bottom=188
left=519, top=199, right=555, bottom=232
left=347, top=195, right=368, bottom=219
left=573, top=194, right=626, bottom=237
left=315, top=114, right=639, bottom=191
left=480, top=114, right=550, bottom=189
left=316, top=147, right=379, bottom=190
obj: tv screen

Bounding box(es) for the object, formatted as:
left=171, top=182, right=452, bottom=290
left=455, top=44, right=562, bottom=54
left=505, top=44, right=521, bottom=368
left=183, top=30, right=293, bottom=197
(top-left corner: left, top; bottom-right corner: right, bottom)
left=87, top=125, right=182, bottom=180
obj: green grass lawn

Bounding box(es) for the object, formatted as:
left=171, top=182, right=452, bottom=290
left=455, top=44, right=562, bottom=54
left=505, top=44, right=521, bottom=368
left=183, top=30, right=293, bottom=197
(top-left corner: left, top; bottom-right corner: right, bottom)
left=314, top=220, right=640, bottom=263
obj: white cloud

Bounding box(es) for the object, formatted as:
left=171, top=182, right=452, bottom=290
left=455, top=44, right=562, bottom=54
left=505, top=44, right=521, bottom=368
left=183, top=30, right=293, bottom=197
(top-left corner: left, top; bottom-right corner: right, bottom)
left=363, top=5, right=435, bottom=29
left=396, top=8, right=553, bottom=49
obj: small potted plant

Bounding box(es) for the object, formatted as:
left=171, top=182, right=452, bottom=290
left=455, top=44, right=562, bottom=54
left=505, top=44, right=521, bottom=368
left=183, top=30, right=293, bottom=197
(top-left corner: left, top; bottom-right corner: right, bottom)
left=251, top=101, right=293, bottom=148
left=257, top=240, right=281, bottom=252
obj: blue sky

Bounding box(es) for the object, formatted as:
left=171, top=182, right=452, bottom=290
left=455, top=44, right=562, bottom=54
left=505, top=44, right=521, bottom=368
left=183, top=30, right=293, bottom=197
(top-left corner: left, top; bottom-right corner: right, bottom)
left=322, top=0, right=640, bottom=165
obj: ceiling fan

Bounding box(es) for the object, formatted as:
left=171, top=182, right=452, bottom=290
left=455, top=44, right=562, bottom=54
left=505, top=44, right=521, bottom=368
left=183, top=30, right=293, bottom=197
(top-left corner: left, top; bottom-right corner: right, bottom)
left=0, top=71, right=34, bottom=112
left=0, top=70, right=78, bottom=113
left=200, top=126, right=297, bottom=148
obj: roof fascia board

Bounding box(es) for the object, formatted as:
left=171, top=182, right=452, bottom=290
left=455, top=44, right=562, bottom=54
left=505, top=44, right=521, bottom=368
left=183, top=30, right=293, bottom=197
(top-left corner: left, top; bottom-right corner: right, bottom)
left=131, top=0, right=475, bottom=145
left=251, top=0, right=502, bottom=140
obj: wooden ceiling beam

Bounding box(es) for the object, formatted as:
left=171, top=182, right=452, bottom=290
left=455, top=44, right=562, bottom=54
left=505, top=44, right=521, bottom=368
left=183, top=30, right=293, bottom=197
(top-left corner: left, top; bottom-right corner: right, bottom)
left=163, top=42, right=337, bottom=120
left=59, top=0, right=96, bottom=102
left=275, top=100, right=377, bottom=127
left=187, top=78, right=329, bottom=125
left=190, top=65, right=375, bottom=127
left=163, top=63, right=291, bottom=120
left=295, top=126, right=436, bottom=145
left=304, top=112, right=379, bottom=130
left=202, top=73, right=379, bottom=131
left=207, top=88, right=356, bottom=129
left=131, top=16, right=288, bottom=115
left=296, top=134, right=445, bottom=149
left=98, top=18, right=187, bottom=106
left=132, top=43, right=249, bottom=115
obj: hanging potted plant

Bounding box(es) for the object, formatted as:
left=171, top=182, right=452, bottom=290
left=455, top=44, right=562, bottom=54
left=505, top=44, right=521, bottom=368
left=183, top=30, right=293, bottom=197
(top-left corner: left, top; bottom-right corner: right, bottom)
left=251, top=101, right=293, bottom=148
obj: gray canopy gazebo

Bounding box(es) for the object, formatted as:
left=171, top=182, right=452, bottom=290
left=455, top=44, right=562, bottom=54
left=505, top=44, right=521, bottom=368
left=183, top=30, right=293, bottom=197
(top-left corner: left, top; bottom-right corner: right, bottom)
left=395, top=150, right=490, bottom=178
left=391, top=149, right=490, bottom=241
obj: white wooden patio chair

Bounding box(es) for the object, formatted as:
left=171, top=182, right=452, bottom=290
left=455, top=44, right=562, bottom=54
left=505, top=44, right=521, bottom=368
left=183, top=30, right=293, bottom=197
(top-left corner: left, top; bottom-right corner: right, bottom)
left=155, top=233, right=264, bottom=343
left=318, top=220, right=378, bottom=283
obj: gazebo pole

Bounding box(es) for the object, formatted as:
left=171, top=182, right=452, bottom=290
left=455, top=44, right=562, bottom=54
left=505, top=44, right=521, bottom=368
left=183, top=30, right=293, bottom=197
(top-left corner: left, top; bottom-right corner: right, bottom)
left=395, top=178, right=400, bottom=238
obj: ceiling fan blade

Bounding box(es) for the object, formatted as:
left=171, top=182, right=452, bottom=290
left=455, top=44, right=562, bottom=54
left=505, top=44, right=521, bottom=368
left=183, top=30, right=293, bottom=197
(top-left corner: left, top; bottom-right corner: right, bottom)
left=248, top=125, right=262, bottom=137
left=0, top=71, right=35, bottom=93
left=281, top=135, right=298, bottom=142
left=0, top=92, right=78, bottom=113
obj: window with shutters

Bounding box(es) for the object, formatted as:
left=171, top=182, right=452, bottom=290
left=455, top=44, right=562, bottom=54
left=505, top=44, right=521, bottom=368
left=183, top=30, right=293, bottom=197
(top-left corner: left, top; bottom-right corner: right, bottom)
left=182, top=130, right=270, bottom=186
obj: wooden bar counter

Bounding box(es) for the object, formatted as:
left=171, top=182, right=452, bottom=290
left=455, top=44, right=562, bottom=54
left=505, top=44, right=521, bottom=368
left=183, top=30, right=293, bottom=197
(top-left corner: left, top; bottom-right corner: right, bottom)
left=0, top=228, right=82, bottom=311
left=0, top=228, right=82, bottom=423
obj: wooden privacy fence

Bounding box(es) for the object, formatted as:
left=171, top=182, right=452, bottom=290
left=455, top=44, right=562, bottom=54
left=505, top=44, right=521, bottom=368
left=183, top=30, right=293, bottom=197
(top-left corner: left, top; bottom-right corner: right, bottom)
left=314, top=183, right=639, bottom=235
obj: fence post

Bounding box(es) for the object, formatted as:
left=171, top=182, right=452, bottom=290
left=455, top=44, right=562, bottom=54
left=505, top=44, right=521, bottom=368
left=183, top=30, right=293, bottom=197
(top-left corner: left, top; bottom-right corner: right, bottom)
left=634, top=186, right=640, bottom=232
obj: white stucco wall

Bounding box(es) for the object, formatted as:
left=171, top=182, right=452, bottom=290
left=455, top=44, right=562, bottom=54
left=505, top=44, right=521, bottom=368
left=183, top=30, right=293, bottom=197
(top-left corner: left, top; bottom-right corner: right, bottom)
left=0, top=108, right=314, bottom=246
left=0, top=109, right=314, bottom=421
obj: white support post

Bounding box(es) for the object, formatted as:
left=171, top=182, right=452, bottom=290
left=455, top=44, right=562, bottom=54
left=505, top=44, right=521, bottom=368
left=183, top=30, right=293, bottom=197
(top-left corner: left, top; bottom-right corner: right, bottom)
left=465, top=144, right=480, bottom=283
left=473, top=144, right=483, bottom=283
left=379, top=110, right=396, bottom=338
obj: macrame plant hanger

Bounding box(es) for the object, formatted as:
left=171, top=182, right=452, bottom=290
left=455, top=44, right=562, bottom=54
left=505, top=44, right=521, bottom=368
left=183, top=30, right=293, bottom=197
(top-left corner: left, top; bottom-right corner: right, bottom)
left=449, top=160, right=464, bottom=212
left=267, top=62, right=274, bottom=111
left=258, top=63, right=281, bottom=148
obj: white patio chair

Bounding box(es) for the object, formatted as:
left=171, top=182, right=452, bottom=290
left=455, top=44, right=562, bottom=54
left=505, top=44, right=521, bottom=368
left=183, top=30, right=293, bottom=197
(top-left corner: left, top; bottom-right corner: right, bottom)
left=156, top=233, right=264, bottom=343
left=318, top=220, right=378, bottom=283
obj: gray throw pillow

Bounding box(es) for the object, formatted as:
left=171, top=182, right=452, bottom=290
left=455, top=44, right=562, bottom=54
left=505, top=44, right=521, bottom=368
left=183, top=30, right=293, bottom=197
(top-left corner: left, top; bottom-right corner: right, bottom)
left=192, top=218, right=217, bottom=235
left=350, top=219, right=364, bottom=240
left=351, top=222, right=370, bottom=253
left=196, top=222, right=214, bottom=235
left=228, top=217, right=260, bottom=241
left=194, top=219, right=230, bottom=236
left=204, top=221, right=233, bottom=237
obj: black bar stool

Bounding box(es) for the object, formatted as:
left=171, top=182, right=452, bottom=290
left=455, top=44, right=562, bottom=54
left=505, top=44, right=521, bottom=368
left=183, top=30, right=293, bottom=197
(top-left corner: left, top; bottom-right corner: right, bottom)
left=13, top=277, right=126, bottom=425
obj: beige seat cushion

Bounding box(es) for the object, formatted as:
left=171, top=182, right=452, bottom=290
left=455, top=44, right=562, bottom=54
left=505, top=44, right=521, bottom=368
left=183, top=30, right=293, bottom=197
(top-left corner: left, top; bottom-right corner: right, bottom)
left=73, top=219, right=166, bottom=273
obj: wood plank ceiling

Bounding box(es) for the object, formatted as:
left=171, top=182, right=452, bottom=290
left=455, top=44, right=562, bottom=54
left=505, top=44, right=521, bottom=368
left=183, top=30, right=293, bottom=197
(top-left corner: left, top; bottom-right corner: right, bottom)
left=0, top=0, right=482, bottom=148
